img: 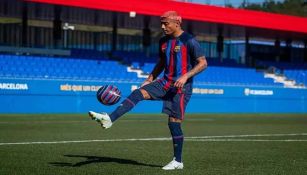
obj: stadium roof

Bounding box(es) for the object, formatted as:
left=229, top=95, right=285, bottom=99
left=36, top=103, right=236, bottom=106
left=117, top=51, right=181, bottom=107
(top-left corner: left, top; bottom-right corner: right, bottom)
left=26, top=0, right=307, bottom=35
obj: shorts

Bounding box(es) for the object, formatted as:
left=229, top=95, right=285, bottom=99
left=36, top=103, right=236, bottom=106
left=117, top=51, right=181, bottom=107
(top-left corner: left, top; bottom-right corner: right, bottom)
left=141, top=80, right=192, bottom=120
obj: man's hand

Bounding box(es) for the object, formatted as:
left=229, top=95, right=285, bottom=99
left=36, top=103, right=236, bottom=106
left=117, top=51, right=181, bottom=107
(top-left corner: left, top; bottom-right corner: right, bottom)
left=174, top=56, right=207, bottom=89
left=174, top=74, right=188, bottom=88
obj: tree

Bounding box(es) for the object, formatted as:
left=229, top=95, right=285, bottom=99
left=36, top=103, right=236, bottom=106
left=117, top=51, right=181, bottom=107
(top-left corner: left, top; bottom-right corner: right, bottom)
left=239, top=0, right=306, bottom=17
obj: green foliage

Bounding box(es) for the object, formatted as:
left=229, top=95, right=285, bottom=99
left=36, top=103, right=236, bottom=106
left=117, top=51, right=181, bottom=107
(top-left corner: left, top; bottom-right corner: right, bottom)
left=239, top=0, right=307, bottom=17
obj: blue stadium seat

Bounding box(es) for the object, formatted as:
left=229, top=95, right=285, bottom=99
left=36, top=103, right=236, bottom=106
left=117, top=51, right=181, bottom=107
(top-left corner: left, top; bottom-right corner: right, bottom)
left=0, top=53, right=294, bottom=87
left=0, top=54, right=142, bottom=81
left=256, top=60, right=307, bottom=86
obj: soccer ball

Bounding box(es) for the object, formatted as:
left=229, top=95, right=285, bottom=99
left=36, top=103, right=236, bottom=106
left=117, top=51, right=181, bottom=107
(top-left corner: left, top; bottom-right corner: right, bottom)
left=96, top=85, right=121, bottom=106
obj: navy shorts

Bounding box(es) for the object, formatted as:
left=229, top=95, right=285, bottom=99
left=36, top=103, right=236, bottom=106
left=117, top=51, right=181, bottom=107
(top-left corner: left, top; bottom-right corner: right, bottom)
left=141, top=80, right=192, bottom=120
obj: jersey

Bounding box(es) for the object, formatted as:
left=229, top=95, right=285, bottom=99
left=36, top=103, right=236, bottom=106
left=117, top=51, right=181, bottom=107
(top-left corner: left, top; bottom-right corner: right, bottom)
left=158, top=32, right=204, bottom=90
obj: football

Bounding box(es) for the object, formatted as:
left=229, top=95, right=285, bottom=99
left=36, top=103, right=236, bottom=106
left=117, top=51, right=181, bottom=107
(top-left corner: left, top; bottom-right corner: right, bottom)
left=96, top=85, right=121, bottom=106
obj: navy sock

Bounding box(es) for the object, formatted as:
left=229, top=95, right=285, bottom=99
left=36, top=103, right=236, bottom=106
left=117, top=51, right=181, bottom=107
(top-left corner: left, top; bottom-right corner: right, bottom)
left=168, top=121, right=184, bottom=162
left=110, top=89, right=144, bottom=122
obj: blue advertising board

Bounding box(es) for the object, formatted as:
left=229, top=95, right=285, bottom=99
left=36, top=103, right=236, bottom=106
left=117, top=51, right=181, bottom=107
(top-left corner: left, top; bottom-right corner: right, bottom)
left=0, top=78, right=306, bottom=113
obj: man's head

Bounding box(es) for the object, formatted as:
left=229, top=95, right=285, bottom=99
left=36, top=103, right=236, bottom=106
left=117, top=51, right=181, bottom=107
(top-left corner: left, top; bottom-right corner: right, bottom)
left=160, top=11, right=182, bottom=36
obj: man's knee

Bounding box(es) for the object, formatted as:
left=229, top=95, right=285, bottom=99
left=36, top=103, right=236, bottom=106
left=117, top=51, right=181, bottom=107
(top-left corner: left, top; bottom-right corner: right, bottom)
left=169, top=116, right=182, bottom=123
left=140, top=89, right=151, bottom=99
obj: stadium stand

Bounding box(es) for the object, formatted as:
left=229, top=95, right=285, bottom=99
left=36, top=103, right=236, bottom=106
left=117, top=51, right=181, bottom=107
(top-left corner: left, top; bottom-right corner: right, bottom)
left=0, top=52, right=289, bottom=87
left=256, top=60, right=307, bottom=86
left=0, top=54, right=140, bottom=82
left=71, top=49, right=109, bottom=60
left=111, top=51, right=282, bottom=87
left=112, top=51, right=157, bottom=68
left=140, top=62, right=281, bottom=86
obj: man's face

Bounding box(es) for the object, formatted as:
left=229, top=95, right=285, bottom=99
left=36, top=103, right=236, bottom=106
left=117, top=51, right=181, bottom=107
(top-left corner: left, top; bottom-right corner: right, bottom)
left=161, top=20, right=178, bottom=36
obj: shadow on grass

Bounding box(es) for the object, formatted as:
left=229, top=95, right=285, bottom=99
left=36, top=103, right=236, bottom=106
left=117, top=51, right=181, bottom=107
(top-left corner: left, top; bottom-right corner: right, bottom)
left=49, top=154, right=162, bottom=168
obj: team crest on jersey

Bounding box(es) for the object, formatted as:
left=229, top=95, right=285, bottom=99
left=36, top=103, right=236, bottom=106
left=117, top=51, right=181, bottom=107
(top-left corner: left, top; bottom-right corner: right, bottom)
left=174, top=46, right=181, bottom=52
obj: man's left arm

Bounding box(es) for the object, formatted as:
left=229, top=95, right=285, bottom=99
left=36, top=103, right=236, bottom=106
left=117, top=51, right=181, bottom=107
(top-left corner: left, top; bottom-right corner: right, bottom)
left=174, top=56, right=207, bottom=88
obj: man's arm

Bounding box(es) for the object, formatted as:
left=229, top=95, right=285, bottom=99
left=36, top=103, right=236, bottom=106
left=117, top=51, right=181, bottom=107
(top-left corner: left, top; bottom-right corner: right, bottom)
left=186, top=56, right=207, bottom=79
left=141, top=58, right=165, bottom=87
left=174, top=56, right=207, bottom=88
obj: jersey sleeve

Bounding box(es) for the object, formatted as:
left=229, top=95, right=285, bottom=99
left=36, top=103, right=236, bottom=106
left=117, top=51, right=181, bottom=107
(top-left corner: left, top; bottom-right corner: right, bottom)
left=188, top=38, right=205, bottom=61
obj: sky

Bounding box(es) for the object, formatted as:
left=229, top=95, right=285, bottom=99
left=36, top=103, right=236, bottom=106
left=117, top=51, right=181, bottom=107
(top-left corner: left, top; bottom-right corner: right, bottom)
left=185, top=0, right=285, bottom=7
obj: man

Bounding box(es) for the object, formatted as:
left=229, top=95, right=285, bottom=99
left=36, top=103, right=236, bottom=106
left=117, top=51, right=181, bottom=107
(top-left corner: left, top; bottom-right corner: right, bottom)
left=89, top=11, right=207, bottom=170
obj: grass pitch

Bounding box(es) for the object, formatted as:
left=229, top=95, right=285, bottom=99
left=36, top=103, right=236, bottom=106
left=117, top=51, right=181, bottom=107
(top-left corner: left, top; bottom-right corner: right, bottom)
left=0, top=114, right=307, bottom=175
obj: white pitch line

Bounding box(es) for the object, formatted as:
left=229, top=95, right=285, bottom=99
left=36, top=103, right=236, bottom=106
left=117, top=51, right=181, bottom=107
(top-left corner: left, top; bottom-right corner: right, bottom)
left=1, top=133, right=307, bottom=146
left=185, top=139, right=307, bottom=142
left=187, top=133, right=307, bottom=139
left=0, top=138, right=172, bottom=146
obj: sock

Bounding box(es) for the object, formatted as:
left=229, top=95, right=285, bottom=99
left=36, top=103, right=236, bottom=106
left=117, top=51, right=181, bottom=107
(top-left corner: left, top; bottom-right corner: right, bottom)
left=168, top=121, right=184, bottom=162
left=109, top=89, right=144, bottom=122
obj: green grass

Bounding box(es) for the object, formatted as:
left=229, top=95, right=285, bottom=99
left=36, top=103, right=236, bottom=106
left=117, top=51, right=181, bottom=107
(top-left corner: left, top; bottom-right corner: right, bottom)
left=0, top=114, right=307, bottom=175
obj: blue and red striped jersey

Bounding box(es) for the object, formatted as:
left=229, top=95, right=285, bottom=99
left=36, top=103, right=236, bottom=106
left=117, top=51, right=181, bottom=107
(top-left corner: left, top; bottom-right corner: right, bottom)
left=158, top=32, right=204, bottom=89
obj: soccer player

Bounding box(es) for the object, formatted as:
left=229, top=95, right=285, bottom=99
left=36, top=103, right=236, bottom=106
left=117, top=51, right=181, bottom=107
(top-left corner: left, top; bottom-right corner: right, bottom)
left=89, top=11, right=207, bottom=170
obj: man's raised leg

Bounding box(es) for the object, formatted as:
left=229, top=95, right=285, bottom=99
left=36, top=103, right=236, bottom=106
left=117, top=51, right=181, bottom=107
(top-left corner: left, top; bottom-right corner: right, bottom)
left=89, top=88, right=150, bottom=129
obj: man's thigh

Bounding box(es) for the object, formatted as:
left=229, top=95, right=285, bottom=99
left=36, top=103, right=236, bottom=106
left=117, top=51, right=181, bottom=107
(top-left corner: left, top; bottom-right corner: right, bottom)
left=162, top=85, right=192, bottom=120
left=141, top=80, right=167, bottom=100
